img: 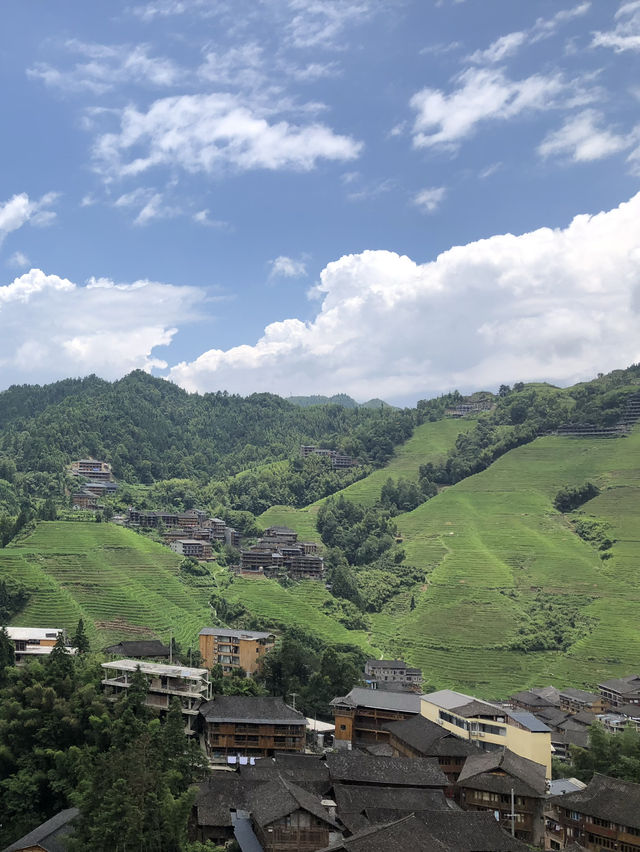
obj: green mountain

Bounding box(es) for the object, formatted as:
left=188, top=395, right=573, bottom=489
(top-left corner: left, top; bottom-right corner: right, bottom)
left=286, top=393, right=394, bottom=409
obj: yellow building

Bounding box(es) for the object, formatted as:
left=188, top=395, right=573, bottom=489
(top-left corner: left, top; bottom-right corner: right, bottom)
left=421, top=689, right=552, bottom=778
left=199, top=627, right=275, bottom=675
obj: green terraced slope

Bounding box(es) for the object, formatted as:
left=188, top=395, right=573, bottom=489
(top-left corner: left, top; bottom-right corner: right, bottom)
left=380, top=428, right=640, bottom=697
left=258, top=418, right=475, bottom=539
left=0, top=521, right=374, bottom=654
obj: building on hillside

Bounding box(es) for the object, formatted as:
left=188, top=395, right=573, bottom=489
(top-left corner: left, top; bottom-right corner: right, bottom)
left=6, top=627, right=74, bottom=665
left=261, top=525, right=299, bottom=544
left=445, top=402, right=493, bottom=418
left=384, top=714, right=476, bottom=785
left=300, top=446, right=358, bottom=469
left=510, top=687, right=561, bottom=713
left=170, top=539, right=213, bottom=559
left=364, top=659, right=423, bottom=692
left=598, top=706, right=640, bottom=734
left=598, top=674, right=640, bottom=707
left=70, top=458, right=113, bottom=480
left=240, top=542, right=324, bottom=580
left=207, top=517, right=227, bottom=540
left=83, top=480, right=118, bottom=496
left=101, top=659, right=211, bottom=733
left=71, top=490, right=100, bottom=510
left=559, top=688, right=607, bottom=715
left=456, top=748, right=547, bottom=845
left=421, top=689, right=552, bottom=778
left=198, top=627, right=275, bottom=674
left=198, top=695, right=306, bottom=758
left=2, top=807, right=79, bottom=852
left=103, top=639, right=170, bottom=659
left=545, top=773, right=640, bottom=852
left=330, top=687, right=421, bottom=748
left=224, top=527, right=241, bottom=548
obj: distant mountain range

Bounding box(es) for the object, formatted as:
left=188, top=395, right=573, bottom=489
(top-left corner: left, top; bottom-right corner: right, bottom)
left=286, top=393, right=394, bottom=409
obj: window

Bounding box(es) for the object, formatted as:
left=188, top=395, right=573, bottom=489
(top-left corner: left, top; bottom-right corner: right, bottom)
left=340, top=724, right=347, bottom=731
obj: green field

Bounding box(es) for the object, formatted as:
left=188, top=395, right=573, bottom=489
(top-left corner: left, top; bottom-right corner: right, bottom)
left=0, top=521, right=372, bottom=653
left=258, top=418, right=475, bottom=539
left=383, top=428, right=640, bottom=696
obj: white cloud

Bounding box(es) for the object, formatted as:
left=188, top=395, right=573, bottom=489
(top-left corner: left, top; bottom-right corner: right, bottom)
left=0, top=268, right=204, bottom=384
left=93, top=93, right=362, bottom=179
left=269, top=256, right=308, bottom=279
left=193, top=209, right=229, bottom=228
left=130, top=0, right=214, bottom=20
left=531, top=2, right=591, bottom=42
left=410, top=67, right=570, bottom=150
left=413, top=186, right=447, bottom=213
left=468, top=32, right=527, bottom=64
left=539, top=110, right=639, bottom=162
left=285, top=0, right=377, bottom=49
left=6, top=251, right=31, bottom=270
left=168, top=193, right=640, bottom=401
left=114, top=188, right=182, bottom=226
left=0, top=192, right=58, bottom=245
left=28, top=40, right=184, bottom=94
left=593, top=1, right=640, bottom=52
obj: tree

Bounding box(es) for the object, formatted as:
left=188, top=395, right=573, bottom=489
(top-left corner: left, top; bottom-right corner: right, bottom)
left=71, top=618, right=90, bottom=654
left=0, top=626, right=15, bottom=681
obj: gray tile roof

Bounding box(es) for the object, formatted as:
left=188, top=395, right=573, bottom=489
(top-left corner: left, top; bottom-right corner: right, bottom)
left=103, top=639, right=170, bottom=657
left=239, top=753, right=331, bottom=795
left=3, top=808, right=79, bottom=852
left=548, top=773, right=640, bottom=828
left=333, top=782, right=451, bottom=833
left=598, top=674, right=640, bottom=693
left=326, top=751, right=447, bottom=788
left=195, top=776, right=265, bottom=827
left=385, top=715, right=475, bottom=757
left=249, top=776, right=339, bottom=829
left=559, top=687, right=600, bottom=703
left=199, top=696, right=305, bottom=724
left=198, top=627, right=274, bottom=640
left=331, top=686, right=421, bottom=713
left=457, top=749, right=547, bottom=797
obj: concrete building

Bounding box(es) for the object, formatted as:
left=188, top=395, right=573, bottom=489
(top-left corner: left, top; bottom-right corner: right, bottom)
left=70, top=458, right=113, bottom=480
left=364, top=659, right=423, bottom=692
left=421, top=689, right=552, bottom=778
left=6, top=627, right=72, bottom=665
left=101, top=659, right=211, bottom=733
left=198, top=627, right=275, bottom=675
left=170, top=539, right=212, bottom=559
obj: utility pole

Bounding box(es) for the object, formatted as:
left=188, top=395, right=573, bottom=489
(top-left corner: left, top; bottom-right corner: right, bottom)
left=510, top=787, right=515, bottom=837
left=289, top=692, right=299, bottom=711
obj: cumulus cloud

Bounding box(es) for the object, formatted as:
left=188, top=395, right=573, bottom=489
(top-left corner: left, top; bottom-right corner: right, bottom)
left=413, top=187, right=447, bottom=213
left=28, top=40, right=184, bottom=94
left=93, top=93, right=362, bottom=179
left=0, top=268, right=204, bottom=385
left=168, top=193, right=640, bottom=400
left=0, top=192, right=58, bottom=245
left=410, top=67, right=571, bottom=150
left=269, top=256, right=308, bottom=279
left=538, top=110, right=638, bottom=162
left=593, top=1, right=640, bottom=53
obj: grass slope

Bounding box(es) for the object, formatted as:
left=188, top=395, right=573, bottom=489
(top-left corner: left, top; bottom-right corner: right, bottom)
left=0, top=521, right=373, bottom=654
left=258, top=419, right=475, bottom=538
left=381, top=428, right=640, bottom=696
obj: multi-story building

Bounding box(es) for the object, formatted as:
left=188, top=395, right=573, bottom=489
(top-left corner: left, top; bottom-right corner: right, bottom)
left=71, top=490, right=99, bottom=510
left=457, top=749, right=547, bottom=845
left=198, top=627, right=275, bottom=674
left=331, top=687, right=422, bottom=748
left=240, top=542, right=324, bottom=580
left=6, top=627, right=72, bottom=664
left=545, top=774, right=640, bottom=852
left=598, top=674, right=640, bottom=707
left=70, top=458, right=113, bottom=481
left=198, top=695, right=306, bottom=758
left=101, top=659, right=211, bottom=733
left=170, top=539, right=212, bottom=559
left=224, top=527, right=241, bottom=548
left=300, top=446, right=358, bottom=469
left=559, top=688, right=607, bottom=715
left=364, top=659, right=423, bottom=692
left=421, top=689, right=552, bottom=778
left=384, top=715, right=475, bottom=786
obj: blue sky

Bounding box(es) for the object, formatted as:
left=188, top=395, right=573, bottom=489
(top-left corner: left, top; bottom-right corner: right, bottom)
left=0, top=0, right=639, bottom=403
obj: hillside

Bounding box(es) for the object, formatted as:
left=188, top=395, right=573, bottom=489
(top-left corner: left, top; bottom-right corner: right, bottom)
left=258, top=418, right=475, bottom=537
left=386, top=427, right=640, bottom=696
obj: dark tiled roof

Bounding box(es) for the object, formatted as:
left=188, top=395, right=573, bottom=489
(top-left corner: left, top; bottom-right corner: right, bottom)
left=450, top=699, right=499, bottom=718
left=326, top=751, right=447, bottom=788
left=249, top=776, right=339, bottom=829
left=560, top=688, right=600, bottom=703
left=510, top=690, right=555, bottom=708
left=199, top=695, right=305, bottom=724
left=331, top=687, right=421, bottom=714
left=103, top=639, right=170, bottom=657
left=551, top=728, right=589, bottom=749
left=239, top=753, right=331, bottom=795
left=317, top=811, right=529, bottom=852
left=385, top=715, right=475, bottom=757
left=195, top=776, right=265, bottom=827
left=457, top=749, right=547, bottom=798
left=3, top=808, right=79, bottom=852
left=536, top=707, right=571, bottom=729
left=598, top=675, right=640, bottom=694
left=333, top=783, right=451, bottom=832
left=549, top=773, right=640, bottom=828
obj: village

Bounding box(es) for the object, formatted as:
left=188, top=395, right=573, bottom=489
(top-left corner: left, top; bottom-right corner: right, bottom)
left=4, top=617, right=640, bottom=852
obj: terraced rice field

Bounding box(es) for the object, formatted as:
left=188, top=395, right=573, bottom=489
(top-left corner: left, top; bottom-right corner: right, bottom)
left=258, top=418, right=474, bottom=539
left=0, top=522, right=219, bottom=649
left=382, top=428, right=640, bottom=696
